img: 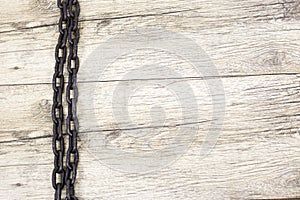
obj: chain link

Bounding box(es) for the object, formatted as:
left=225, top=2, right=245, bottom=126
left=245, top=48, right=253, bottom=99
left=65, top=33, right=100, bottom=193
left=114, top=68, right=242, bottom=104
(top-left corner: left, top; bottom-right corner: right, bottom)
left=52, top=0, right=80, bottom=199
left=65, top=0, right=80, bottom=199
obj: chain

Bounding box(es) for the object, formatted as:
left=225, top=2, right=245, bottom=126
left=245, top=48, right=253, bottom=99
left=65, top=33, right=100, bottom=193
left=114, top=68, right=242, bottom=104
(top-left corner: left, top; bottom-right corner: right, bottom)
left=65, top=0, right=80, bottom=199
left=52, top=0, right=80, bottom=200
left=52, top=0, right=68, bottom=199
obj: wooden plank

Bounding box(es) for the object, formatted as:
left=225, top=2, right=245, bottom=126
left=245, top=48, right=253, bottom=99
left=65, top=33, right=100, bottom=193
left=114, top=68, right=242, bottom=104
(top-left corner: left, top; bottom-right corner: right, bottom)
left=0, top=1, right=300, bottom=85
left=1, top=133, right=300, bottom=199
left=0, top=0, right=290, bottom=33
left=1, top=74, right=300, bottom=142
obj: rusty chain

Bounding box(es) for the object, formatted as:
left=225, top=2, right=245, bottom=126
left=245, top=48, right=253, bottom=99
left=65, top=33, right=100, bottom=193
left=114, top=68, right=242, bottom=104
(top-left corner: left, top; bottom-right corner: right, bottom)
left=52, top=0, right=80, bottom=199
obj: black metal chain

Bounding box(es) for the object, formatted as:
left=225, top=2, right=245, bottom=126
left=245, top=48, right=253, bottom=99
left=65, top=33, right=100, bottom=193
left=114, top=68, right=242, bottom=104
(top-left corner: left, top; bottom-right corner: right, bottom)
left=52, top=0, right=80, bottom=200
left=65, top=0, right=80, bottom=199
left=52, top=0, right=68, bottom=199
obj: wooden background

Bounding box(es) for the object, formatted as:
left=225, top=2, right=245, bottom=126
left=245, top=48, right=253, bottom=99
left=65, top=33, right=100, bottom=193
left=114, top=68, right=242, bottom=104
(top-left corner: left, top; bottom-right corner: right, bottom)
left=1, top=0, right=300, bottom=199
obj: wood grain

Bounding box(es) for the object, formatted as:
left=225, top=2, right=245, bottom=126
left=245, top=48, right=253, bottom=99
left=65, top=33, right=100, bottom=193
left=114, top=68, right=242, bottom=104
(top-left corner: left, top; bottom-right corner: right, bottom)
left=0, top=0, right=300, bottom=199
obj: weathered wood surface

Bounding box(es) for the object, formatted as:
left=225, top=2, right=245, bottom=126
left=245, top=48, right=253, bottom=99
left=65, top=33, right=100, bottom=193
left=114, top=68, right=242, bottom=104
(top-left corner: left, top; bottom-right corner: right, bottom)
left=1, top=0, right=300, bottom=199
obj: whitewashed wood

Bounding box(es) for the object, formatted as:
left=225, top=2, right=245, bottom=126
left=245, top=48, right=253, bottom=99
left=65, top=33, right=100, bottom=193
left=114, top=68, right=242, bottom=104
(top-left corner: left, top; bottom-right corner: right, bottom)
left=1, top=0, right=300, bottom=85
left=0, top=0, right=292, bottom=32
left=1, top=75, right=300, bottom=141
left=0, top=0, right=300, bottom=199
left=1, top=134, right=300, bottom=200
